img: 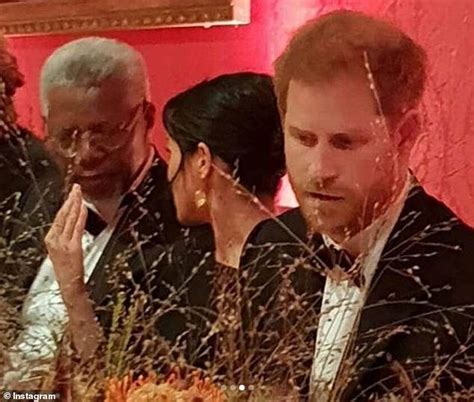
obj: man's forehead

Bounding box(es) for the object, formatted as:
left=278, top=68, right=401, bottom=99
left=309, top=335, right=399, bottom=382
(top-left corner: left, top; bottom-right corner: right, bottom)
left=285, top=78, right=381, bottom=128
left=48, top=84, right=133, bottom=106
left=46, top=85, right=135, bottom=124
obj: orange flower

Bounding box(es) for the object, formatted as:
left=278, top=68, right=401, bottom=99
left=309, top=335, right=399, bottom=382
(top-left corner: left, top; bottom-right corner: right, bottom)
left=127, top=382, right=179, bottom=402
left=180, top=373, right=226, bottom=402
left=104, top=371, right=226, bottom=402
left=105, top=372, right=157, bottom=402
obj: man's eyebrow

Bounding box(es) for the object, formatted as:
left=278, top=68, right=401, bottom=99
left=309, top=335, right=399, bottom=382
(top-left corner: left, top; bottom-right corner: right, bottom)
left=287, top=125, right=369, bottom=137
left=287, top=125, right=317, bottom=135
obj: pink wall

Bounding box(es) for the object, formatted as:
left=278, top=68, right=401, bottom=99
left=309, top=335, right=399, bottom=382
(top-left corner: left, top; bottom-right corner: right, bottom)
left=6, top=0, right=474, bottom=226
left=8, top=1, right=276, bottom=155
left=329, top=0, right=474, bottom=228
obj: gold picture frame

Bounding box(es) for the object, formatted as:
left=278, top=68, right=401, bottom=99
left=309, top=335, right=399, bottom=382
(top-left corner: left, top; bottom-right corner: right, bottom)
left=0, top=0, right=250, bottom=37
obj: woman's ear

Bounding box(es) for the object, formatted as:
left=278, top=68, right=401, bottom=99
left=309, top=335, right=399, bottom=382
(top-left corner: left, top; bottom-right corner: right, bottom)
left=143, top=101, right=156, bottom=130
left=195, top=142, right=212, bottom=179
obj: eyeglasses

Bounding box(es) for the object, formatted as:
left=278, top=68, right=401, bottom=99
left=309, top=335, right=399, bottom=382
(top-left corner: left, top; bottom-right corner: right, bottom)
left=46, top=100, right=145, bottom=158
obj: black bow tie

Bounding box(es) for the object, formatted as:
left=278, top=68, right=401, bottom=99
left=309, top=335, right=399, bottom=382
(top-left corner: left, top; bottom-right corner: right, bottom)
left=310, top=239, right=355, bottom=270
left=312, top=241, right=364, bottom=287
left=326, top=245, right=356, bottom=272
left=84, top=190, right=137, bottom=237
left=85, top=208, right=107, bottom=236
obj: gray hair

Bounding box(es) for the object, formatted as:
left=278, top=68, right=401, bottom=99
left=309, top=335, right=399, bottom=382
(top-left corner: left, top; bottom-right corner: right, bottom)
left=40, top=37, right=150, bottom=116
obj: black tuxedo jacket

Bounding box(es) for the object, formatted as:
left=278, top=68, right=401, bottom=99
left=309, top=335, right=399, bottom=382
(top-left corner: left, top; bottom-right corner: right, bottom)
left=242, top=185, right=474, bottom=400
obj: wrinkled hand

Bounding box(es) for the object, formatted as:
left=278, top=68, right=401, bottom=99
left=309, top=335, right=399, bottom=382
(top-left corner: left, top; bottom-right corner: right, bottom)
left=45, top=183, right=88, bottom=299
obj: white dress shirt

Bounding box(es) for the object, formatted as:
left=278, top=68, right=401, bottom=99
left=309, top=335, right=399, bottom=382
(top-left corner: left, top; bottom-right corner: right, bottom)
left=310, top=178, right=412, bottom=400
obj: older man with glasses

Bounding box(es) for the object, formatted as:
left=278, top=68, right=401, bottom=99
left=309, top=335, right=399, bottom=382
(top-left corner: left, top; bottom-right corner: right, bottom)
left=2, top=37, right=184, bottom=386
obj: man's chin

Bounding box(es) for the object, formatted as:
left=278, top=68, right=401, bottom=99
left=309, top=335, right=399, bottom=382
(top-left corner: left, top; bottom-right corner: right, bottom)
left=300, top=206, right=349, bottom=237
left=77, top=178, right=120, bottom=200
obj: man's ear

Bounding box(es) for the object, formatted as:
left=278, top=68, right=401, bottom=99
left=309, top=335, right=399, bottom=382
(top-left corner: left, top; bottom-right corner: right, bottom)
left=195, top=142, right=212, bottom=179
left=395, top=109, right=420, bottom=152
left=143, top=101, right=156, bottom=130
left=42, top=118, right=54, bottom=153
left=41, top=115, right=47, bottom=136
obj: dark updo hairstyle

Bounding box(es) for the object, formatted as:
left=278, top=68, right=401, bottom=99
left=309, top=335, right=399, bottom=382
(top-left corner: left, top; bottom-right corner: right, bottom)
left=0, top=36, right=24, bottom=97
left=163, top=72, right=285, bottom=197
left=0, top=36, right=24, bottom=121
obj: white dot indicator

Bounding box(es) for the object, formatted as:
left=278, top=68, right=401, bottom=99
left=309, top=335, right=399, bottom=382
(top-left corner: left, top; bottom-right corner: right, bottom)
left=239, top=384, right=246, bottom=391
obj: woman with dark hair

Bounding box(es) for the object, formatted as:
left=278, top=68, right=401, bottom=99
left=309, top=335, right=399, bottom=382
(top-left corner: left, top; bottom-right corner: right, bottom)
left=164, top=72, right=285, bottom=268
left=150, top=72, right=288, bottom=390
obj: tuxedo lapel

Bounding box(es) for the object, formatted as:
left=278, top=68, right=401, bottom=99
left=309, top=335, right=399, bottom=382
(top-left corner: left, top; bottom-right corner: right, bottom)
left=88, top=155, right=180, bottom=307
left=340, top=265, right=421, bottom=399
left=339, top=185, right=466, bottom=398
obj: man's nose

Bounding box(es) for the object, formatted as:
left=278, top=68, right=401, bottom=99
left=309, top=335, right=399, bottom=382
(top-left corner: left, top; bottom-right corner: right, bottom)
left=308, top=144, right=339, bottom=186
left=74, top=136, right=106, bottom=167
